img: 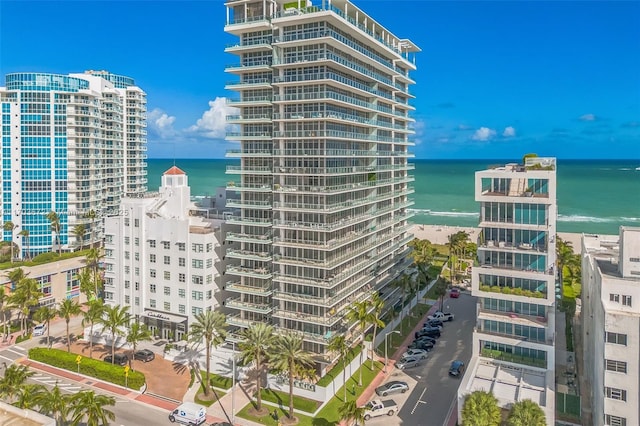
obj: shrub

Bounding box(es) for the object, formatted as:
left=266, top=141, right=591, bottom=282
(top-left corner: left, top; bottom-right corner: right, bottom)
left=501, top=286, right=511, bottom=294
left=512, top=287, right=523, bottom=296
left=522, top=290, right=533, bottom=297
left=489, top=286, right=502, bottom=293
left=16, top=334, right=32, bottom=344
left=479, top=285, right=491, bottom=292
left=29, top=347, right=145, bottom=389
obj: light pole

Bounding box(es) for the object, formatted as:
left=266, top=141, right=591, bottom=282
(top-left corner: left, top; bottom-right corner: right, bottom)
left=384, top=331, right=401, bottom=373
left=231, top=341, right=236, bottom=424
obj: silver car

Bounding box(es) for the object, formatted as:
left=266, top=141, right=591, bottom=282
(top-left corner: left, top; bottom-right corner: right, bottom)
left=396, top=356, right=421, bottom=370
left=375, top=380, right=410, bottom=396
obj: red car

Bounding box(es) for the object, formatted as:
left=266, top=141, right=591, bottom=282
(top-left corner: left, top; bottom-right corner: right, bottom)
left=450, top=288, right=461, bottom=298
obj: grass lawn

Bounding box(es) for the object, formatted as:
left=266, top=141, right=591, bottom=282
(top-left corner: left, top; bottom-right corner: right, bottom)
left=376, top=303, right=431, bottom=355
left=562, top=266, right=581, bottom=299
left=200, top=370, right=233, bottom=390
left=194, top=384, right=226, bottom=407
left=260, top=388, right=321, bottom=413
left=0, top=249, right=91, bottom=270
left=316, top=346, right=362, bottom=387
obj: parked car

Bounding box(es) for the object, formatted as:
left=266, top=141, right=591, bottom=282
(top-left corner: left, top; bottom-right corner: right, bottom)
left=375, top=381, right=409, bottom=397
left=415, top=327, right=441, bottom=339
left=450, top=288, right=461, bottom=298
left=425, top=319, right=444, bottom=328
left=104, top=353, right=128, bottom=366
left=408, top=340, right=434, bottom=352
left=133, top=349, right=155, bottom=362
left=449, top=360, right=465, bottom=377
left=363, top=399, right=398, bottom=420
left=33, top=324, right=47, bottom=337
left=428, top=311, right=455, bottom=322
left=396, top=356, right=422, bottom=370
left=402, top=348, right=428, bottom=360
left=169, top=402, right=206, bottom=425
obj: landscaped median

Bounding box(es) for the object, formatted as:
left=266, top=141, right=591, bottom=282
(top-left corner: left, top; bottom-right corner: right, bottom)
left=29, top=348, right=145, bottom=390
left=193, top=370, right=229, bottom=406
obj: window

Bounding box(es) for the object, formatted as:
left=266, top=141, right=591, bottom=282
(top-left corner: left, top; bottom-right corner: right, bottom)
left=622, top=295, right=632, bottom=307
left=206, top=243, right=213, bottom=252
left=149, top=239, right=156, bottom=248
left=630, top=257, right=640, bottom=262
left=134, top=237, right=139, bottom=246
left=610, top=293, right=619, bottom=303
left=124, top=218, right=130, bottom=226
left=605, top=387, right=626, bottom=401
left=192, top=243, right=203, bottom=253
left=150, top=299, right=156, bottom=308
left=192, top=291, right=203, bottom=301
left=206, top=290, right=212, bottom=300
left=164, top=271, right=171, bottom=280
left=150, top=269, right=156, bottom=278
left=150, top=254, right=156, bottom=263
left=192, top=259, right=203, bottom=269
left=164, top=256, right=171, bottom=265
left=124, top=295, right=130, bottom=304
left=135, top=282, right=139, bottom=291
left=606, top=414, right=627, bottom=426
left=150, top=284, right=156, bottom=293
left=606, top=360, right=627, bottom=373
left=192, top=307, right=203, bottom=315
left=178, top=288, right=185, bottom=298
left=606, top=332, right=627, bottom=346
left=124, top=266, right=130, bottom=274
left=206, top=274, right=213, bottom=284
left=164, top=286, right=170, bottom=296
left=163, top=241, right=170, bottom=249
left=179, top=304, right=185, bottom=314
left=177, top=242, right=185, bottom=251
left=179, top=257, right=185, bottom=267
left=134, top=297, right=139, bottom=306
left=124, top=251, right=130, bottom=260
left=178, top=273, right=186, bottom=283
left=164, top=302, right=170, bottom=311
left=192, top=275, right=203, bottom=285
left=134, top=219, right=139, bottom=227
left=206, top=258, right=213, bottom=268
left=124, top=236, right=130, bottom=245
left=134, top=253, right=139, bottom=261
left=124, top=280, right=130, bottom=289
left=135, top=267, right=139, bottom=276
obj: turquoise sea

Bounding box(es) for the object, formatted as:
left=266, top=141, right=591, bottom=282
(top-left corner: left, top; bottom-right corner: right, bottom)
left=148, top=159, right=640, bottom=235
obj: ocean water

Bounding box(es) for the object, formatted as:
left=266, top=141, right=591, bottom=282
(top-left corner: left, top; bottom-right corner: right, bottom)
left=148, top=159, right=640, bottom=235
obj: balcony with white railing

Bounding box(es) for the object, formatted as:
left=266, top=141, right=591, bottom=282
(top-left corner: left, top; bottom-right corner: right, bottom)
left=225, top=297, right=273, bottom=314
left=225, top=265, right=272, bottom=280
left=225, top=249, right=272, bottom=262
left=225, top=232, right=272, bottom=244
left=225, top=281, right=273, bottom=297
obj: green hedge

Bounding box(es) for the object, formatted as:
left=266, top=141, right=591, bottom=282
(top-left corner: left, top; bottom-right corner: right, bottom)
left=479, top=284, right=545, bottom=298
left=259, top=388, right=320, bottom=413
left=0, top=249, right=90, bottom=270
left=316, top=346, right=362, bottom=387
left=29, top=348, right=145, bottom=389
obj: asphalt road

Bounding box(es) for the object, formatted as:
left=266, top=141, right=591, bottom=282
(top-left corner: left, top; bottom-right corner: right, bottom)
left=396, top=293, right=477, bottom=426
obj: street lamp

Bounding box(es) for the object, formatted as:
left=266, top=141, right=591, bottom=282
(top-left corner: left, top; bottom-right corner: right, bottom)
left=384, top=331, right=401, bottom=373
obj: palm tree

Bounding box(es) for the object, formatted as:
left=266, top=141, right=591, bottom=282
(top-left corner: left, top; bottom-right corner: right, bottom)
left=338, top=400, right=366, bottom=426
left=238, top=323, right=274, bottom=413
left=70, top=390, right=116, bottom=426
left=46, top=211, right=62, bottom=255
left=82, top=299, right=105, bottom=358
left=270, top=332, right=315, bottom=419
left=18, top=229, right=30, bottom=260
left=13, top=383, right=46, bottom=410
left=36, top=384, right=72, bottom=425
left=126, top=321, right=152, bottom=368
left=392, top=274, right=413, bottom=333
left=188, top=310, right=227, bottom=397
left=3, top=221, right=16, bottom=263
left=368, top=293, right=385, bottom=369
left=9, top=277, right=42, bottom=334
left=461, top=390, right=501, bottom=426
left=76, top=267, right=96, bottom=301
left=409, top=238, right=437, bottom=279
left=100, top=304, right=131, bottom=363
left=0, top=364, right=35, bottom=401
left=85, top=248, right=104, bottom=298
left=33, top=305, right=57, bottom=348
left=507, top=399, right=546, bottom=426
left=345, top=299, right=373, bottom=386
left=327, top=334, right=350, bottom=402
left=85, top=209, right=97, bottom=248
left=72, top=224, right=86, bottom=250
left=448, top=231, right=469, bottom=284
left=58, top=298, right=82, bottom=352
left=0, top=287, right=9, bottom=339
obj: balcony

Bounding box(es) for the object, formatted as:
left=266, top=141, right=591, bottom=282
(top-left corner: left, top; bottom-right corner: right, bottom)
left=225, top=113, right=272, bottom=123
left=479, top=241, right=548, bottom=254
left=226, top=232, right=272, bottom=244
left=225, top=132, right=272, bottom=141
left=226, top=165, right=272, bottom=175
left=225, top=282, right=273, bottom=297
left=225, top=198, right=272, bottom=209
left=477, top=306, right=548, bottom=328
left=224, top=216, right=272, bottom=227
left=225, top=183, right=272, bottom=192
left=225, top=61, right=271, bottom=74
left=227, top=314, right=269, bottom=328
left=480, top=347, right=547, bottom=369
left=225, top=249, right=272, bottom=262
left=225, top=298, right=272, bottom=314
left=271, top=308, right=342, bottom=327
left=225, top=149, right=272, bottom=158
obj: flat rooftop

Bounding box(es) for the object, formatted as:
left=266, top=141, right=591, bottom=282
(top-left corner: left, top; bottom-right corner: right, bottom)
left=0, top=402, right=55, bottom=426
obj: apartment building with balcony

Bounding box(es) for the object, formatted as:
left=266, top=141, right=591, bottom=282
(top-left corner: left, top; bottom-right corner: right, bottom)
left=223, top=0, right=419, bottom=358
left=103, top=167, right=224, bottom=340
left=581, top=227, right=640, bottom=426
left=0, top=71, right=147, bottom=257
left=458, top=158, right=558, bottom=423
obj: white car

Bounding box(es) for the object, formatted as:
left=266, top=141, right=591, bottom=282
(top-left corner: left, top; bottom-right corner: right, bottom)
left=402, top=348, right=428, bottom=360
left=33, top=324, right=47, bottom=337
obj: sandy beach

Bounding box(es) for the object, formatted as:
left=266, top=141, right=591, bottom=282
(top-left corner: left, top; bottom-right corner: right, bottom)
left=410, top=224, right=584, bottom=252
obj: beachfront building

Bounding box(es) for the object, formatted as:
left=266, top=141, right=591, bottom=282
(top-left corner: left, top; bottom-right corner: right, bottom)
left=223, top=0, right=419, bottom=358
left=0, top=71, right=147, bottom=257
left=103, top=167, right=225, bottom=340
left=581, top=227, right=640, bottom=426
left=458, top=157, right=558, bottom=423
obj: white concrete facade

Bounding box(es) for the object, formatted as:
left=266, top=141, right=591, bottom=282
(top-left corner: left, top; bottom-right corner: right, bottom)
left=581, top=227, right=640, bottom=426
left=458, top=158, right=558, bottom=424
left=103, top=167, right=224, bottom=341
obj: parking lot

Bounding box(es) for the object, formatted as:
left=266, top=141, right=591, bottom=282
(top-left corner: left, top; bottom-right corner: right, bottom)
left=364, top=292, right=477, bottom=426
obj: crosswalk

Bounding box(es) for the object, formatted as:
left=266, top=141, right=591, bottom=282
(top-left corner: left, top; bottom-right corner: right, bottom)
left=31, top=373, right=84, bottom=394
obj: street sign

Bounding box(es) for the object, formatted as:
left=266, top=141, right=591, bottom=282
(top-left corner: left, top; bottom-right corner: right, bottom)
left=124, top=365, right=130, bottom=374
left=76, top=355, right=82, bottom=364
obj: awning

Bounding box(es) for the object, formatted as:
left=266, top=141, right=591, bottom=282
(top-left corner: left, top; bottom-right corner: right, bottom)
left=140, top=310, right=187, bottom=324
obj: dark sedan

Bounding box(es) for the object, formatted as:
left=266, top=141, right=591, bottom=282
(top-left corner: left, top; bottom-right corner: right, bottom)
left=104, top=353, right=128, bottom=366
left=375, top=380, right=410, bottom=397
left=449, top=360, right=465, bottom=377
left=134, top=349, right=155, bottom=362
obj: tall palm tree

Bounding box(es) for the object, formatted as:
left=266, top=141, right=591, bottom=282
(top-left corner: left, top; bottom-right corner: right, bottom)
left=13, top=383, right=46, bottom=410
left=0, top=364, right=35, bottom=401
left=46, top=211, right=62, bottom=255
left=409, top=238, right=437, bottom=279
left=3, top=221, right=16, bottom=263
left=72, top=224, right=86, bottom=250
left=270, top=332, right=315, bottom=419
left=238, top=323, right=274, bottom=413
left=448, top=231, right=469, bottom=284
left=58, top=298, right=82, bottom=352
left=368, top=293, right=385, bottom=369
left=100, top=304, right=131, bottom=363
left=392, top=274, right=413, bottom=333
left=6, top=267, right=28, bottom=290
left=188, top=310, right=227, bottom=397
left=85, top=209, right=97, bottom=248
left=345, top=299, right=374, bottom=386
left=85, top=248, right=104, bottom=298
left=82, top=299, right=105, bottom=358
left=338, top=400, right=366, bottom=426
left=70, top=390, right=116, bottom=426
left=36, top=384, right=72, bottom=425
left=126, top=321, right=152, bottom=369
left=0, top=287, right=9, bottom=339
left=76, top=267, right=96, bottom=301
left=507, top=399, right=546, bottom=426
left=9, top=277, right=42, bottom=334
left=18, top=229, right=30, bottom=261
left=33, top=305, right=57, bottom=348
left=461, top=390, right=501, bottom=426
left=327, top=334, right=350, bottom=402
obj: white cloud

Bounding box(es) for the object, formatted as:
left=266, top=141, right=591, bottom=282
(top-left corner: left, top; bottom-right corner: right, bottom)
left=502, top=126, right=516, bottom=137
left=147, top=108, right=177, bottom=138
left=579, top=113, right=596, bottom=121
left=471, top=127, right=497, bottom=141
left=457, top=124, right=472, bottom=131
left=188, top=97, right=238, bottom=139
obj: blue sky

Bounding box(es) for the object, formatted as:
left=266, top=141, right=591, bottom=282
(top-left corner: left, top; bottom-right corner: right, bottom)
left=1, top=0, right=639, bottom=159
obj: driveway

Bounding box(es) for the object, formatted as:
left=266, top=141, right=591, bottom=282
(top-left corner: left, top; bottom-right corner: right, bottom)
left=364, top=371, right=418, bottom=426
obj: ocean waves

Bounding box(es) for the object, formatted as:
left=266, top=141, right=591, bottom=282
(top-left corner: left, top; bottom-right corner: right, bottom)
left=409, top=209, right=479, bottom=218
left=558, top=215, right=640, bottom=223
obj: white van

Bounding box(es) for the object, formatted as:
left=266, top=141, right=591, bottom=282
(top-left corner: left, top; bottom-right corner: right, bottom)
left=168, top=402, right=206, bottom=425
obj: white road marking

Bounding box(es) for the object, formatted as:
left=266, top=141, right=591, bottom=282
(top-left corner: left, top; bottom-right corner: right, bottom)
left=444, top=395, right=457, bottom=425
left=410, top=387, right=427, bottom=414
left=13, top=345, right=26, bottom=351
left=0, top=354, right=14, bottom=362
left=6, top=348, right=26, bottom=356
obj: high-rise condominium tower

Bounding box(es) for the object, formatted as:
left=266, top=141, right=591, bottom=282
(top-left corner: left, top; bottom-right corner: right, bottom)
left=223, top=0, right=419, bottom=356
left=458, top=157, right=557, bottom=423
left=0, top=71, right=147, bottom=256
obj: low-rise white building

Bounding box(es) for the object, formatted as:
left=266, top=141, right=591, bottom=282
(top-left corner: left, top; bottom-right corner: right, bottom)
left=103, top=166, right=225, bottom=341
left=581, top=227, right=640, bottom=426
